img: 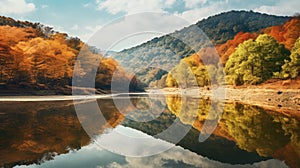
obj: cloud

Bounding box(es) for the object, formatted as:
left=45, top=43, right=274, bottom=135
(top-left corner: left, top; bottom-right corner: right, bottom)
left=254, top=0, right=300, bottom=16
left=165, top=0, right=176, bottom=6
left=176, top=0, right=229, bottom=23
left=41, top=5, right=48, bottom=9
left=94, top=126, right=174, bottom=156
left=184, top=0, right=208, bottom=9
left=105, top=145, right=288, bottom=168
left=96, top=0, right=176, bottom=15
left=71, top=24, right=79, bottom=30
left=83, top=3, right=90, bottom=8
left=0, top=0, right=35, bottom=15
left=87, top=12, right=189, bottom=51
left=85, top=25, right=103, bottom=33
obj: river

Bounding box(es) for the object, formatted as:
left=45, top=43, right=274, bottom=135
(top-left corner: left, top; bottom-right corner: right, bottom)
left=0, top=93, right=299, bottom=168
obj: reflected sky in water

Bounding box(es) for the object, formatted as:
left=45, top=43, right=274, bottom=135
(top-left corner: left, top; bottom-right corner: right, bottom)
left=0, top=94, right=298, bottom=168
left=16, top=126, right=287, bottom=168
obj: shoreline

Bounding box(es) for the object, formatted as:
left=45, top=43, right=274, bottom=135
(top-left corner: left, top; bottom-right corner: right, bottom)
left=162, top=86, right=300, bottom=116
left=1, top=86, right=299, bottom=115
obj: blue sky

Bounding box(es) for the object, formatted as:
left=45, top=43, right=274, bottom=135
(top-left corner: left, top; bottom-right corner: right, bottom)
left=0, top=0, right=299, bottom=51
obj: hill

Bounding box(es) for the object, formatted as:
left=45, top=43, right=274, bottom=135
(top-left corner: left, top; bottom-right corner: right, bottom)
left=0, top=16, right=142, bottom=95
left=217, top=16, right=300, bottom=65
left=165, top=17, right=300, bottom=88
left=111, top=10, right=290, bottom=86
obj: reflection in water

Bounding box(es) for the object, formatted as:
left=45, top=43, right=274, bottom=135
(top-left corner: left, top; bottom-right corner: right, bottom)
left=0, top=94, right=299, bottom=167
left=0, top=100, right=122, bottom=167
left=15, top=126, right=288, bottom=168
left=123, top=96, right=269, bottom=164
left=223, top=104, right=290, bottom=156
left=166, top=95, right=300, bottom=168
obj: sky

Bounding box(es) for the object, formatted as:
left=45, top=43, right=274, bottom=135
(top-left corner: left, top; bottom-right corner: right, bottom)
left=0, top=0, right=299, bottom=51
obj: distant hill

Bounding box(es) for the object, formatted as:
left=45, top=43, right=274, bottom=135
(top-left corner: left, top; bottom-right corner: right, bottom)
left=195, top=10, right=290, bottom=44
left=166, top=17, right=300, bottom=88
left=217, top=16, right=300, bottom=65
left=111, top=10, right=290, bottom=86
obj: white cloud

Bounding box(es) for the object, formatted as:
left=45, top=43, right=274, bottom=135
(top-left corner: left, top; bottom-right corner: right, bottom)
left=71, top=24, right=79, bottom=30
left=184, top=0, right=208, bottom=9
left=254, top=0, right=300, bottom=16
left=83, top=3, right=89, bottom=8
left=165, top=0, right=176, bottom=7
left=176, top=0, right=229, bottom=23
left=41, top=5, right=48, bottom=9
left=87, top=12, right=189, bottom=51
left=94, top=126, right=174, bottom=156
left=0, top=0, right=35, bottom=15
left=96, top=0, right=176, bottom=15
left=68, top=25, right=103, bottom=42
left=78, top=33, right=94, bottom=42
left=85, top=25, right=103, bottom=33
left=105, top=145, right=288, bottom=168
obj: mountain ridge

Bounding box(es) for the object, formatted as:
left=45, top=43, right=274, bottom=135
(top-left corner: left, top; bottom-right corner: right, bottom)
left=111, top=10, right=291, bottom=86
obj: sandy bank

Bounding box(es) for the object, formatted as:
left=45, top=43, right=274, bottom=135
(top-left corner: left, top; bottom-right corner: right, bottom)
left=162, top=86, right=300, bottom=115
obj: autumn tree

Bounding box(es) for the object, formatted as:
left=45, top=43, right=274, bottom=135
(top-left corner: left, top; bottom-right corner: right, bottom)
left=279, top=37, right=300, bottom=79
left=225, top=34, right=290, bottom=85
left=14, top=37, right=76, bottom=84
left=0, top=19, right=143, bottom=92
left=166, top=61, right=198, bottom=88
left=0, top=26, right=37, bottom=83
left=216, top=32, right=258, bottom=65
left=264, top=17, right=300, bottom=50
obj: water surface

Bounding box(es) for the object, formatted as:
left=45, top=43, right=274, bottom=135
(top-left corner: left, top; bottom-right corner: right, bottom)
left=0, top=94, right=299, bottom=168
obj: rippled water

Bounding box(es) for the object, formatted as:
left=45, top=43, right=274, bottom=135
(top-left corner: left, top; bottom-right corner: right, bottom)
left=0, top=94, right=299, bottom=168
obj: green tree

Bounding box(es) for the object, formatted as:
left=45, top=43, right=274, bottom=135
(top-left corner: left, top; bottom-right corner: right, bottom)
left=225, top=34, right=290, bottom=85
left=280, top=37, right=300, bottom=79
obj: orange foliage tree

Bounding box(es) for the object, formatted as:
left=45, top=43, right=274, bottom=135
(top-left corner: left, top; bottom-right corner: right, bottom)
left=264, top=17, right=300, bottom=50
left=13, top=37, right=76, bottom=84
left=0, top=26, right=37, bottom=83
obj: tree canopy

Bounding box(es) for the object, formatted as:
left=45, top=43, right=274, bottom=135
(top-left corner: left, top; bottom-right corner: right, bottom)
left=225, top=34, right=290, bottom=85
left=279, top=37, right=300, bottom=79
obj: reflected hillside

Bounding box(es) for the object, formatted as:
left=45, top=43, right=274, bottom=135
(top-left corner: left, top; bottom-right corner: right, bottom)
left=1, top=95, right=299, bottom=167
left=122, top=95, right=268, bottom=164
left=0, top=100, right=124, bottom=167
left=166, top=95, right=233, bottom=140
left=223, top=103, right=300, bottom=168
left=166, top=96, right=300, bottom=168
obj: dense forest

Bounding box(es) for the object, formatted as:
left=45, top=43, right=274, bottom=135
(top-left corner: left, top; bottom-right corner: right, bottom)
left=165, top=16, right=300, bottom=87
left=1, top=11, right=300, bottom=93
left=0, top=16, right=142, bottom=94
left=112, top=11, right=291, bottom=86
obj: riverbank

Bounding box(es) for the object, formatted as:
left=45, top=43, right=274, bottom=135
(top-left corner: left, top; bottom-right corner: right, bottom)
left=1, top=82, right=299, bottom=117
left=225, top=87, right=300, bottom=116
left=162, top=86, right=300, bottom=117
left=0, top=84, right=109, bottom=96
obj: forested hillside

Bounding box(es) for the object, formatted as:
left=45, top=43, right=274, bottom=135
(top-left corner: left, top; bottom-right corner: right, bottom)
left=1, top=11, right=298, bottom=93
left=166, top=17, right=300, bottom=88
left=0, top=16, right=141, bottom=95
left=111, top=11, right=290, bottom=86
